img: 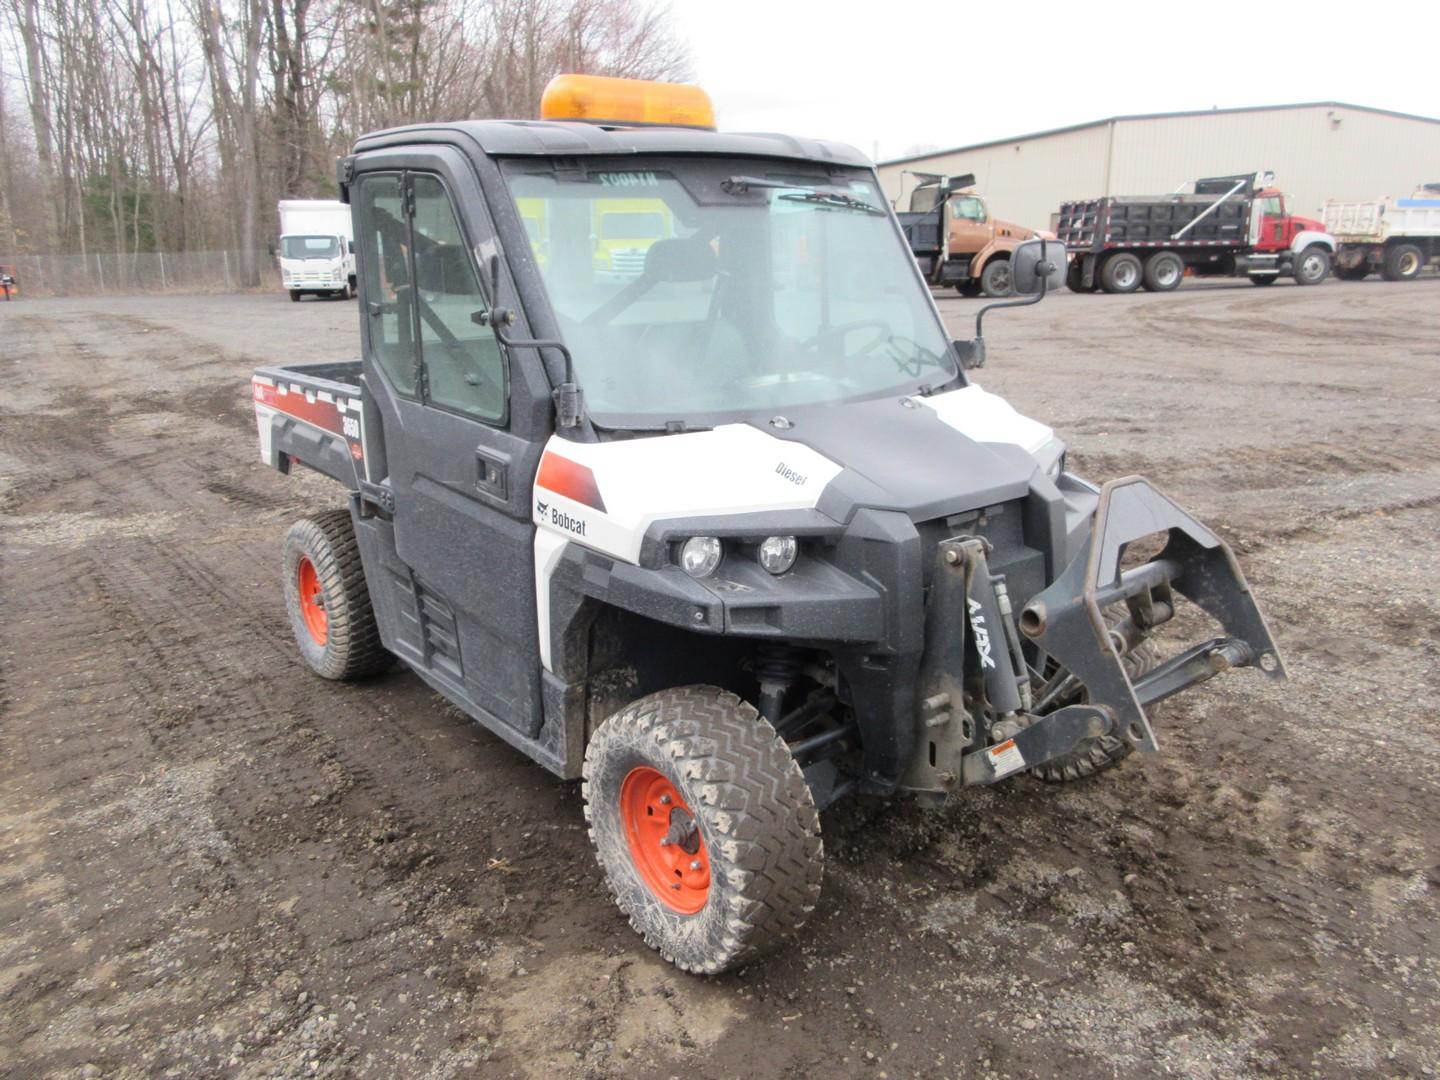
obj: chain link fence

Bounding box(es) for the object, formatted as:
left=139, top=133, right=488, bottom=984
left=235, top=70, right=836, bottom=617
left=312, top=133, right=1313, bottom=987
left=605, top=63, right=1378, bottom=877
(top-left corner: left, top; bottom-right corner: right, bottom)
left=0, top=250, right=274, bottom=296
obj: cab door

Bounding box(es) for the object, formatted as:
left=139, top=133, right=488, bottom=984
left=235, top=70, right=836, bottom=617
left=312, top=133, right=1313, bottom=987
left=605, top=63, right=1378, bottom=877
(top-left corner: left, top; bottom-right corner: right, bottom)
left=946, top=194, right=992, bottom=258
left=352, top=150, right=547, bottom=736
left=1252, top=192, right=1287, bottom=251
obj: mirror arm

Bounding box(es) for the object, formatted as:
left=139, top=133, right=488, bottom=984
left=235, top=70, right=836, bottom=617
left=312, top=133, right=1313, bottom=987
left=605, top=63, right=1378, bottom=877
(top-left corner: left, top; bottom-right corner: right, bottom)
left=975, top=264, right=1050, bottom=339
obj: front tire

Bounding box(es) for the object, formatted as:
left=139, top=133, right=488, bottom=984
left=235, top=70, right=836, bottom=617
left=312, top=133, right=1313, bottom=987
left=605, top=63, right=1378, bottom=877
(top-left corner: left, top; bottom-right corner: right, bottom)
left=1031, top=641, right=1159, bottom=783
left=583, top=687, right=823, bottom=974
left=979, top=257, right=1012, bottom=298
left=289, top=289, right=302, bottom=302
left=283, top=509, right=390, bottom=680
left=1293, top=245, right=1331, bottom=285
left=1383, top=243, right=1423, bottom=282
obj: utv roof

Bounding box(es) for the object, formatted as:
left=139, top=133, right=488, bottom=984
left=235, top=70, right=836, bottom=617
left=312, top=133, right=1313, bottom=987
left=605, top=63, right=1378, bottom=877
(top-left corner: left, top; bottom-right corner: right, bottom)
left=353, top=119, right=871, bottom=169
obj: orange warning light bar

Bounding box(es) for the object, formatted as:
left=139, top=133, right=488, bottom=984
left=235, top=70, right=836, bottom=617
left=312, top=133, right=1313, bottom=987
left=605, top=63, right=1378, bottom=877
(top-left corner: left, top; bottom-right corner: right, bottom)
left=540, top=74, right=716, bottom=131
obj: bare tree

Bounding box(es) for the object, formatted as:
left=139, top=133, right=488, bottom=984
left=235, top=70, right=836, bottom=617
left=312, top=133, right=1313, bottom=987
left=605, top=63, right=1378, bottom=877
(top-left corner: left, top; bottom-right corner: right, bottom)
left=0, top=0, right=692, bottom=266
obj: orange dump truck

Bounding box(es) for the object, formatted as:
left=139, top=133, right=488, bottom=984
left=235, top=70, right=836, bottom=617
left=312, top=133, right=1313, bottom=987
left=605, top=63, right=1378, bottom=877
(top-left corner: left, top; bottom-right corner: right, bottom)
left=896, top=172, right=1046, bottom=297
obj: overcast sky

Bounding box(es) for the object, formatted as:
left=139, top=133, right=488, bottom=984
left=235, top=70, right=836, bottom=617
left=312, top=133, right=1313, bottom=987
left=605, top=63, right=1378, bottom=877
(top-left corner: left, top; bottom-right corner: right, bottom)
left=669, top=0, right=1436, bottom=162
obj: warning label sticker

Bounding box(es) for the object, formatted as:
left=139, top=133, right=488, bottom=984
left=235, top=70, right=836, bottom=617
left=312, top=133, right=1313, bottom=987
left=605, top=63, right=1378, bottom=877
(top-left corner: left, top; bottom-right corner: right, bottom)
left=986, top=738, right=1027, bottom=779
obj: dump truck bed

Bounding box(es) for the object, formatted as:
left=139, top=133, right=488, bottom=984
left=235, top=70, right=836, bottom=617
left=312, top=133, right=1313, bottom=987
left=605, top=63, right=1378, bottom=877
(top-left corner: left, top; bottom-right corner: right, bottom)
left=251, top=360, right=367, bottom=489
left=1055, top=192, right=1253, bottom=252
left=1322, top=192, right=1440, bottom=243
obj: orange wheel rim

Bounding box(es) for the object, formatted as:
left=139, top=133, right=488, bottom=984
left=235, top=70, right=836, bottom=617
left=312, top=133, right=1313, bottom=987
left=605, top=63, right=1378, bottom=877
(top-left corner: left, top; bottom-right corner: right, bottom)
left=619, top=766, right=710, bottom=914
left=297, top=556, right=328, bottom=645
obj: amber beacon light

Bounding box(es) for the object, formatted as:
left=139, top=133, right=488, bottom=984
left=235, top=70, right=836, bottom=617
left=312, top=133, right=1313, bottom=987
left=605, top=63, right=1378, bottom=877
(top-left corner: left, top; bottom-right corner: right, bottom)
left=540, top=74, right=716, bottom=131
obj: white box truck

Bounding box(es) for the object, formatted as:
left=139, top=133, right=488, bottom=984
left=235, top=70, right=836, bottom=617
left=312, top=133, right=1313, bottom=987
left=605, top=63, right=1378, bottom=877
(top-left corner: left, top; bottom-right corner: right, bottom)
left=1325, top=184, right=1440, bottom=281
left=278, top=199, right=356, bottom=300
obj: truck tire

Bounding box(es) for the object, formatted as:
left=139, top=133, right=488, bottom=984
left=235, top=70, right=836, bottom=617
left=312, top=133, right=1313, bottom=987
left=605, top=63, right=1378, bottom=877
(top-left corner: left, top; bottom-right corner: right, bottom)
left=1293, top=245, right=1331, bottom=286
left=1065, top=262, right=1088, bottom=293
left=1031, top=641, right=1159, bottom=783
left=1249, top=274, right=1276, bottom=286
left=979, top=257, right=1012, bottom=298
left=1336, top=264, right=1370, bottom=281
left=283, top=509, right=390, bottom=681
left=1142, top=252, right=1184, bottom=292
left=1099, top=253, right=1142, bottom=294
left=1382, top=243, right=1423, bottom=282
left=955, top=279, right=983, bottom=298
left=582, top=686, right=823, bottom=974
left=289, top=289, right=302, bottom=302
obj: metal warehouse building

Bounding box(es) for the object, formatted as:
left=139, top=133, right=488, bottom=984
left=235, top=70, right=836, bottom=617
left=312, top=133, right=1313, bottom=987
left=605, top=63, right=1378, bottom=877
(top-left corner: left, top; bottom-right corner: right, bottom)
left=876, top=102, right=1440, bottom=232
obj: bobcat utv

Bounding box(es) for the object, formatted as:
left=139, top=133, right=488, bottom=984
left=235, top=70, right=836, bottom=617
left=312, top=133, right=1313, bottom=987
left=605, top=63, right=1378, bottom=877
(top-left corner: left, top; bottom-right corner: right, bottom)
left=253, top=74, right=1285, bottom=974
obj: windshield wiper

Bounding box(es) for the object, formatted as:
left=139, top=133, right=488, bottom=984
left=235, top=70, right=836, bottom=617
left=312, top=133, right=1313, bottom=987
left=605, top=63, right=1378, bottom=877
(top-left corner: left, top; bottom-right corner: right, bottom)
left=778, top=190, right=884, bottom=215
left=722, top=175, right=883, bottom=215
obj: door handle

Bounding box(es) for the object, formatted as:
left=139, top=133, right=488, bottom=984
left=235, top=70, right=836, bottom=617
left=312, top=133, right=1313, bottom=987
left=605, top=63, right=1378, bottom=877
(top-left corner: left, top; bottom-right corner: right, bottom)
left=475, top=447, right=508, bottom=499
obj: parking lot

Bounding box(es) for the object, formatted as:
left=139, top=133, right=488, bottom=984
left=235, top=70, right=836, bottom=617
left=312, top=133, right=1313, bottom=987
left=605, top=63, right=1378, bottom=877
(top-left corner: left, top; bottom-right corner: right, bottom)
left=3, top=278, right=1438, bottom=1078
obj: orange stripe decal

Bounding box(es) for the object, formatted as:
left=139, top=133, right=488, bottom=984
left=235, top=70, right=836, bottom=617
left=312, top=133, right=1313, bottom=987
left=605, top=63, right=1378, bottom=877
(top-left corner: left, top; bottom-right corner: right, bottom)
left=536, top=451, right=607, bottom=513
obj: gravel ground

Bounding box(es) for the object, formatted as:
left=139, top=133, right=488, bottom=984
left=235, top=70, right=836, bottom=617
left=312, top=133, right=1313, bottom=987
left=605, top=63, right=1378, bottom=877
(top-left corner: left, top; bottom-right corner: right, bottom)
left=2, top=278, right=1438, bottom=1079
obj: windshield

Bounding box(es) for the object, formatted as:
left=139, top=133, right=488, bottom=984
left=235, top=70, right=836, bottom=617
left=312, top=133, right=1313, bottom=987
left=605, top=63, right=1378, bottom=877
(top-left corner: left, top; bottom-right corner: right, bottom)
left=502, top=158, right=957, bottom=428
left=281, top=235, right=341, bottom=260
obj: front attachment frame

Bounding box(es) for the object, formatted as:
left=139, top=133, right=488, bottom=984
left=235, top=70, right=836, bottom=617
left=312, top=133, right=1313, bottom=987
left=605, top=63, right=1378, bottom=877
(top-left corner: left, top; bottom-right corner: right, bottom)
left=1015, top=476, right=1286, bottom=756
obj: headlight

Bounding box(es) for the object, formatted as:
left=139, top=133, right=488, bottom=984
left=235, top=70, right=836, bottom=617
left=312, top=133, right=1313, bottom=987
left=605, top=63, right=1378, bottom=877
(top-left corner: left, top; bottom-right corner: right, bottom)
left=757, top=535, right=798, bottom=575
left=679, top=536, right=722, bottom=578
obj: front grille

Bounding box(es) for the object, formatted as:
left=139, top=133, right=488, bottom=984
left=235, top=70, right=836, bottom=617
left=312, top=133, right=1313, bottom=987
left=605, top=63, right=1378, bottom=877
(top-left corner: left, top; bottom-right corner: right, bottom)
left=610, top=248, right=648, bottom=276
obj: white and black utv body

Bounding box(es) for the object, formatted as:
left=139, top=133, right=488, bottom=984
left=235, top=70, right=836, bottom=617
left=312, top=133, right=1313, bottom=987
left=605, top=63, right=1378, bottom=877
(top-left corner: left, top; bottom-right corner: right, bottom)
left=254, top=113, right=1284, bottom=973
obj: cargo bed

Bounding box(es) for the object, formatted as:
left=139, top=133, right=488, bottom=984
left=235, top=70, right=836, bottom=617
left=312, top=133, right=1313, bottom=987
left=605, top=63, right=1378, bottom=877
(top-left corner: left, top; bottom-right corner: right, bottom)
left=251, top=360, right=367, bottom=489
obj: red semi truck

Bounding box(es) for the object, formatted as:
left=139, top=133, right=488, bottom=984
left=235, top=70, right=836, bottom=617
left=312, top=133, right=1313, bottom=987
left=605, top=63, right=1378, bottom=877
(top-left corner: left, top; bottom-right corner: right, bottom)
left=1056, top=172, right=1336, bottom=292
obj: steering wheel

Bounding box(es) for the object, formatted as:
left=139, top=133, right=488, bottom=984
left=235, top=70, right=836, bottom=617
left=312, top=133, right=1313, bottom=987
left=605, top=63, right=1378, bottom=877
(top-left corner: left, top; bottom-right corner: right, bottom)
left=881, top=334, right=944, bottom=378
left=798, top=320, right=891, bottom=359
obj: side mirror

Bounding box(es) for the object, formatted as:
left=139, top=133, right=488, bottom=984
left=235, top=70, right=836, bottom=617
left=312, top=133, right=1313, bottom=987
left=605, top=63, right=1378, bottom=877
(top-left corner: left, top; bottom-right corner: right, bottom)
left=1011, top=238, right=1068, bottom=296
left=953, top=339, right=986, bottom=371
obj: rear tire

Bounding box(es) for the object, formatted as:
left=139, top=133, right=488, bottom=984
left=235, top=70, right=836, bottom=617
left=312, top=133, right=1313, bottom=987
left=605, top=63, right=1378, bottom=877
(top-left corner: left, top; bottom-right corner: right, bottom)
left=1099, top=252, right=1142, bottom=293
left=582, top=687, right=823, bottom=974
left=283, top=509, right=390, bottom=680
left=1142, top=251, right=1184, bottom=292
left=1293, top=245, right=1331, bottom=285
left=1382, top=243, right=1423, bottom=282
left=979, top=257, right=1012, bottom=298
left=1335, top=263, right=1370, bottom=281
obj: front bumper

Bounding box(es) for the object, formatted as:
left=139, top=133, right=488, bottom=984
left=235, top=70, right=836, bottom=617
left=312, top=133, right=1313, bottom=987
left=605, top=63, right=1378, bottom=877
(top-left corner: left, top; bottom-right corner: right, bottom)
left=905, top=476, right=1285, bottom=795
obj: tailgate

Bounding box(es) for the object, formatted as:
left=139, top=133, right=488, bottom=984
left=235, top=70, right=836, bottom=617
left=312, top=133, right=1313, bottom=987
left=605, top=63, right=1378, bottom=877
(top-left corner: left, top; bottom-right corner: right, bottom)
left=1322, top=200, right=1384, bottom=241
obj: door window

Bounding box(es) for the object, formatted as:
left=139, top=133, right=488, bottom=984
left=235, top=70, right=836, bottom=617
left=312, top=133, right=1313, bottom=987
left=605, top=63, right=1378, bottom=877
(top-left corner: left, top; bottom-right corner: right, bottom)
left=411, top=175, right=507, bottom=423
left=357, top=174, right=417, bottom=396
left=950, top=196, right=985, bottom=222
